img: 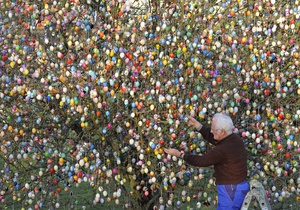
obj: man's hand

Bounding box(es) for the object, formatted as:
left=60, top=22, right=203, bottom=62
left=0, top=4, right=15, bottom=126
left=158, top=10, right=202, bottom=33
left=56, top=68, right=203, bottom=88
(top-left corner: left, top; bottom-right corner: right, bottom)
left=163, top=148, right=181, bottom=157
left=187, top=115, right=202, bottom=130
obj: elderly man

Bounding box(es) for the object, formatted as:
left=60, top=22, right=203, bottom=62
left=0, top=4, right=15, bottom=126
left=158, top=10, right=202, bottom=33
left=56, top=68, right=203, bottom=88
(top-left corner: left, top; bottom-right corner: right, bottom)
left=164, top=113, right=249, bottom=210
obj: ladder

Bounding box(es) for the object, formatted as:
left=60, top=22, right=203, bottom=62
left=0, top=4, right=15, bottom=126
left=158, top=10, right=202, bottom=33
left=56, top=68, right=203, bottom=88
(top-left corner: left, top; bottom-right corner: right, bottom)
left=241, top=180, right=272, bottom=210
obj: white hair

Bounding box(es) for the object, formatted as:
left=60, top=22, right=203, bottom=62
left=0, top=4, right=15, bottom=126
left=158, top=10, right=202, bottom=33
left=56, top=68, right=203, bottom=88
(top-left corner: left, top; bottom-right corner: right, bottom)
left=213, top=113, right=234, bottom=135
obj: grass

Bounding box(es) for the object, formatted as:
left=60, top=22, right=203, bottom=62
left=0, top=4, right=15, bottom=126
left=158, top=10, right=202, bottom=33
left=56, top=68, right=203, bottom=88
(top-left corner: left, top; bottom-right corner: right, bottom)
left=2, top=180, right=217, bottom=210
left=2, top=171, right=300, bottom=210
left=0, top=157, right=218, bottom=209
left=2, top=176, right=300, bottom=210
left=1, top=158, right=299, bottom=210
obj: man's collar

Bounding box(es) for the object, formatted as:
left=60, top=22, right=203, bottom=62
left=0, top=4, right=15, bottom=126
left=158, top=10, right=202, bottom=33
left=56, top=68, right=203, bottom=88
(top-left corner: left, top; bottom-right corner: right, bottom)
left=215, top=133, right=233, bottom=145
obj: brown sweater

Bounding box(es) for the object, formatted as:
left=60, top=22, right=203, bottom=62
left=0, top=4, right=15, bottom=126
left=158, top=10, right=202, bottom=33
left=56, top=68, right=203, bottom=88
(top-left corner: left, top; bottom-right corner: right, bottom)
left=183, top=125, right=248, bottom=185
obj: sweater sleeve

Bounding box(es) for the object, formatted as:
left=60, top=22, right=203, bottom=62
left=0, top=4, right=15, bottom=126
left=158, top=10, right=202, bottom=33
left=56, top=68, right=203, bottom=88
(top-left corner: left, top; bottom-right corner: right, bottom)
left=199, top=125, right=217, bottom=146
left=183, top=148, right=224, bottom=167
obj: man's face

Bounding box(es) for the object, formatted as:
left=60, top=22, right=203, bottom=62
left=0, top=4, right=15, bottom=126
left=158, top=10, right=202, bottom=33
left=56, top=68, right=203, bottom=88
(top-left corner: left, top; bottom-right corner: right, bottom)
left=211, top=120, right=223, bottom=140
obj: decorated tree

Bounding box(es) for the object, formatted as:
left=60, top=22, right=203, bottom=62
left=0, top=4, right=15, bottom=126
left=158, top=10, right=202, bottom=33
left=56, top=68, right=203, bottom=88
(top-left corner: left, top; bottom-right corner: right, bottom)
left=0, top=0, right=300, bottom=209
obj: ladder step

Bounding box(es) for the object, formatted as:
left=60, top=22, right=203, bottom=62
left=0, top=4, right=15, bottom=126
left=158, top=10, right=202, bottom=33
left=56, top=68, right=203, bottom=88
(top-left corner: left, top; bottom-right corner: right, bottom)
left=241, top=180, right=272, bottom=210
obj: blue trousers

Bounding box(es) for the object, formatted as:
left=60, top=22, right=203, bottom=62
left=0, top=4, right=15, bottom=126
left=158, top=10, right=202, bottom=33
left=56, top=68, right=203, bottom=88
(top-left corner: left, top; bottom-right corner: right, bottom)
left=216, top=180, right=250, bottom=210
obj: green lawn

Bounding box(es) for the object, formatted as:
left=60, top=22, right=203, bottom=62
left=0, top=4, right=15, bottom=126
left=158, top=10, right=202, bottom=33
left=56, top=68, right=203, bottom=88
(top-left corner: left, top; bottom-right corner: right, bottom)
left=5, top=182, right=299, bottom=210
left=1, top=157, right=298, bottom=210
left=2, top=180, right=217, bottom=210
left=2, top=179, right=300, bottom=210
